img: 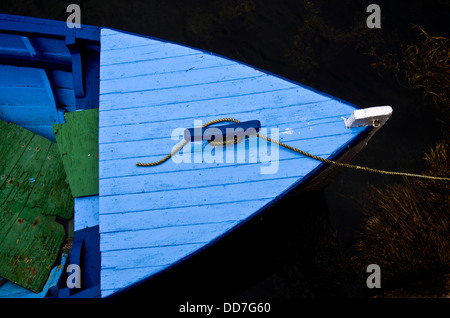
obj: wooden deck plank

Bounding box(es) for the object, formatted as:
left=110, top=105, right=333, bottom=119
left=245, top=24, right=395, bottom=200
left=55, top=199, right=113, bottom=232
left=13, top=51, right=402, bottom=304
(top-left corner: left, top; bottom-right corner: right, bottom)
left=0, top=207, right=66, bottom=293
left=98, top=87, right=326, bottom=127
left=99, top=176, right=300, bottom=215
left=100, top=28, right=161, bottom=50
left=98, top=28, right=366, bottom=296
left=100, top=221, right=238, bottom=252
left=0, top=119, right=73, bottom=292
left=101, top=265, right=165, bottom=297
left=98, top=128, right=360, bottom=197
left=100, top=53, right=236, bottom=81
left=74, top=196, right=99, bottom=232
left=99, top=158, right=307, bottom=197
left=100, top=43, right=202, bottom=66
left=99, top=152, right=316, bottom=181
left=99, top=75, right=300, bottom=111
left=0, top=121, right=34, bottom=188
left=99, top=129, right=359, bottom=163
left=24, top=142, right=74, bottom=219
left=96, top=115, right=357, bottom=181
left=0, top=134, right=53, bottom=229
left=98, top=102, right=345, bottom=144
left=98, top=111, right=351, bottom=149
left=101, top=243, right=205, bottom=269
left=100, top=63, right=265, bottom=95
left=52, top=109, right=99, bottom=197
left=99, top=200, right=271, bottom=233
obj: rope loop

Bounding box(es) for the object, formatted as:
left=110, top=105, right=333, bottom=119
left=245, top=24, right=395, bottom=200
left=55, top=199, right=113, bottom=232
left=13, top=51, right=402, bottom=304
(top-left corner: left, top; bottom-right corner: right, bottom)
left=136, top=118, right=450, bottom=182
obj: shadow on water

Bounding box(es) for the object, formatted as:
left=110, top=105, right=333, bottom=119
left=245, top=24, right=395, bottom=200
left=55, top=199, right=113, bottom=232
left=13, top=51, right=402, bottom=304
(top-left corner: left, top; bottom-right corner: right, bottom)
left=1, top=0, right=448, bottom=298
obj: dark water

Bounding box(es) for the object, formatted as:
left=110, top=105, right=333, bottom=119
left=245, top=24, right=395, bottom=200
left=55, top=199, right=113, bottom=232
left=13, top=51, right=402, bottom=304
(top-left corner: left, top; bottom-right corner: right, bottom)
left=2, top=0, right=448, bottom=300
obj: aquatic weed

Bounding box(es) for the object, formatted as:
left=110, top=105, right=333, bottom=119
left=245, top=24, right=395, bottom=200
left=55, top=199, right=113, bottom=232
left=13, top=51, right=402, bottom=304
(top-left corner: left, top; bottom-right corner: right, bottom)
left=355, top=141, right=450, bottom=289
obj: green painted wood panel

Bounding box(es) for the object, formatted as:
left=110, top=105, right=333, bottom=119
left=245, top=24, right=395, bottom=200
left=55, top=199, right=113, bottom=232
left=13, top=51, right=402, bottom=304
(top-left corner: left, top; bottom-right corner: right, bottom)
left=52, top=109, right=99, bottom=197
left=0, top=207, right=66, bottom=293
left=0, top=119, right=73, bottom=293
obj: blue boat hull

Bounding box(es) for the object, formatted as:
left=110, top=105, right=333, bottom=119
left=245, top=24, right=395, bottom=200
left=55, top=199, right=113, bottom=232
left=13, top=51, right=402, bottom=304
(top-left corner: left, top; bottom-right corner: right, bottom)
left=96, top=28, right=370, bottom=297
left=0, top=14, right=388, bottom=298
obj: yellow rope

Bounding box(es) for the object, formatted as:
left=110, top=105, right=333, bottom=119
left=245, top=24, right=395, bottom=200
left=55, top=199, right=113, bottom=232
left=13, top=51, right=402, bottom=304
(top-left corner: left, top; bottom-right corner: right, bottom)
left=136, top=118, right=450, bottom=181
left=135, top=118, right=240, bottom=167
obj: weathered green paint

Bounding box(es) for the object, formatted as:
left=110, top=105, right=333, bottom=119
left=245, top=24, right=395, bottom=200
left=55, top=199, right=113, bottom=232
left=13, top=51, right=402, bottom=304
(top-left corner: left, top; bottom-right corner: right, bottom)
left=52, top=109, right=99, bottom=197
left=0, top=119, right=73, bottom=292
left=0, top=207, right=66, bottom=293
left=25, top=143, right=74, bottom=219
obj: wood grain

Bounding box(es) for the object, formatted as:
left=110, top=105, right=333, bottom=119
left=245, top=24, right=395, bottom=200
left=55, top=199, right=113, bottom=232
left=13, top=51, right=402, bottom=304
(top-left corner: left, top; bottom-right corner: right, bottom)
left=98, top=28, right=366, bottom=297
left=0, top=119, right=73, bottom=292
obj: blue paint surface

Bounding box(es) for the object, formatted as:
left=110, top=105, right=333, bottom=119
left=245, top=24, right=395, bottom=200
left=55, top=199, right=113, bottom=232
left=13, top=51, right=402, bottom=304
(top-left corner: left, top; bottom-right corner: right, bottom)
left=0, top=14, right=100, bottom=140
left=75, top=196, right=99, bottom=232
left=0, top=14, right=100, bottom=42
left=98, top=28, right=367, bottom=297
left=0, top=64, right=61, bottom=140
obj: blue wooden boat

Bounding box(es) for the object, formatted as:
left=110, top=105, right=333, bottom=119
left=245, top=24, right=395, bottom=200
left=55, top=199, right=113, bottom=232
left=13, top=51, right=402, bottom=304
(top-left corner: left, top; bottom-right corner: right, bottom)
left=0, top=14, right=392, bottom=298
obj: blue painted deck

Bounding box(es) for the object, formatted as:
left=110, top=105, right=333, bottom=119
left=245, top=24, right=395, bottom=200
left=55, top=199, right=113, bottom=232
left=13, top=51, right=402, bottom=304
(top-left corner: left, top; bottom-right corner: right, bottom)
left=98, top=28, right=368, bottom=297
left=74, top=196, right=99, bottom=232
left=0, top=14, right=374, bottom=297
